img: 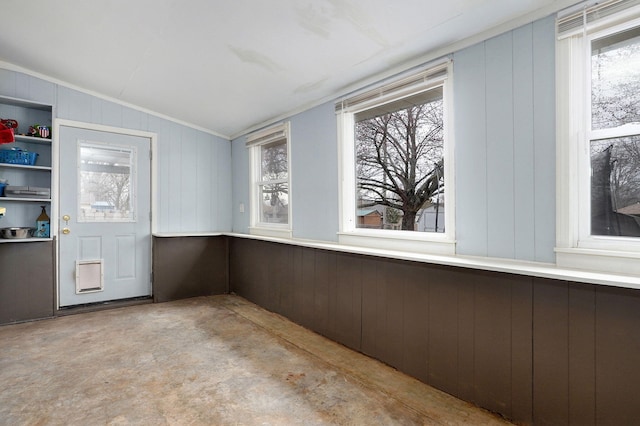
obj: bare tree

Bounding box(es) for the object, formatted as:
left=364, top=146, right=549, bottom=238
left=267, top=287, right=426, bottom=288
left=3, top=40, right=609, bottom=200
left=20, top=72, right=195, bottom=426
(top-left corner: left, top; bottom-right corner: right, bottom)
left=85, top=171, right=130, bottom=211
left=356, top=96, right=444, bottom=231
left=260, top=141, right=288, bottom=222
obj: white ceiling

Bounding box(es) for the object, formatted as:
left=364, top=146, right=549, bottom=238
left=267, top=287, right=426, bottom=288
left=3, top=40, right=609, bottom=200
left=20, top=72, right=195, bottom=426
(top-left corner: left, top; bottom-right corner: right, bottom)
left=0, top=0, right=575, bottom=139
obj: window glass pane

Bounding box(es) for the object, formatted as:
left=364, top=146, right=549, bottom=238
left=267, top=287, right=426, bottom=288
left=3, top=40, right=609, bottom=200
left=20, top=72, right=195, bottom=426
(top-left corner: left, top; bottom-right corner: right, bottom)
left=79, top=144, right=135, bottom=222
left=259, top=183, right=288, bottom=224
left=260, top=140, right=287, bottom=181
left=355, top=88, right=444, bottom=232
left=591, top=136, right=640, bottom=236
left=591, top=26, right=640, bottom=130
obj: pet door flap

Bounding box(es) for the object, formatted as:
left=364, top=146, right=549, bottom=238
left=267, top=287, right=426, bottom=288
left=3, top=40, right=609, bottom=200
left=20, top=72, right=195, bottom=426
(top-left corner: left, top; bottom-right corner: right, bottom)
left=76, top=260, right=104, bottom=294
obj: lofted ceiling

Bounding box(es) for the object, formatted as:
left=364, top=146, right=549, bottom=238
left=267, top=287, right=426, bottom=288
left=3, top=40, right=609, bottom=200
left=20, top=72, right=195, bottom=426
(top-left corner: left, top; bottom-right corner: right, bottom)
left=0, top=0, right=574, bottom=139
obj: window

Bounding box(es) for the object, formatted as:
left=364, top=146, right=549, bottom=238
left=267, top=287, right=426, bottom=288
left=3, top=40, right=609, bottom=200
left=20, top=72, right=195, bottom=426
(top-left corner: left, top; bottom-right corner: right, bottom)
left=79, top=142, right=136, bottom=222
left=556, top=1, right=640, bottom=275
left=337, top=61, right=455, bottom=254
left=247, top=122, right=291, bottom=238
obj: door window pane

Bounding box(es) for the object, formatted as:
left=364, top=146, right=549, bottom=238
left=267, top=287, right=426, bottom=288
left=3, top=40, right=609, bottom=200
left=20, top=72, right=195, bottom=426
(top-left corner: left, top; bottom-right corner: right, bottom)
left=79, top=143, right=135, bottom=222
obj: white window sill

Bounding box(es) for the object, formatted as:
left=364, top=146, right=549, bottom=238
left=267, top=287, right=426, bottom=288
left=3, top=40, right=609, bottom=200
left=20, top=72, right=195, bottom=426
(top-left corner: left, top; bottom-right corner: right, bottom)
left=555, top=247, right=640, bottom=277
left=337, top=230, right=455, bottom=256
left=249, top=226, right=292, bottom=239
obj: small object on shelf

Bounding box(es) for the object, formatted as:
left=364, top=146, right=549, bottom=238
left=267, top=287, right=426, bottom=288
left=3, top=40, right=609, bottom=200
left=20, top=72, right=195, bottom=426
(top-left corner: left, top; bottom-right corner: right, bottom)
left=38, top=126, right=50, bottom=139
left=0, top=207, right=5, bottom=218
left=0, top=227, right=34, bottom=239
left=0, top=119, right=18, bottom=129
left=0, top=179, right=6, bottom=196
left=35, top=205, right=50, bottom=238
left=0, top=148, right=38, bottom=165
left=0, top=122, right=14, bottom=144
left=4, top=186, right=50, bottom=199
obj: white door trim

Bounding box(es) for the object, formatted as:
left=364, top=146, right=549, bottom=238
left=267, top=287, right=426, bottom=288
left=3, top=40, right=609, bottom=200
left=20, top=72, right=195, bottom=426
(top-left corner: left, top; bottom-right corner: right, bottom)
left=53, top=119, right=158, bottom=309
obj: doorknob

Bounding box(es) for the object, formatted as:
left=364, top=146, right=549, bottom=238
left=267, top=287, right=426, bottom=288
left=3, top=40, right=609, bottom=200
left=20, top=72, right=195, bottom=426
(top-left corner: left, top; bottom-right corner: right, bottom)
left=62, top=215, right=70, bottom=225
left=62, top=228, right=71, bottom=235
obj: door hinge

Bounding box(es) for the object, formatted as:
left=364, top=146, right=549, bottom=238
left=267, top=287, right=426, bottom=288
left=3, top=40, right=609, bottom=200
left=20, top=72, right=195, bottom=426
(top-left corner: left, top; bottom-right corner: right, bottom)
left=150, top=272, right=154, bottom=284
left=149, top=211, right=152, bottom=221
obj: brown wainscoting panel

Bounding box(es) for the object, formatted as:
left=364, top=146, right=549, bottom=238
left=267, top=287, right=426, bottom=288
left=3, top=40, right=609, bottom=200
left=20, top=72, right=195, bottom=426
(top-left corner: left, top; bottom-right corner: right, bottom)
left=0, top=240, right=55, bottom=324
left=595, top=285, right=640, bottom=424
left=227, top=237, right=640, bottom=426
left=473, top=270, right=521, bottom=417
left=331, top=252, right=363, bottom=351
left=401, top=262, right=429, bottom=384
left=568, top=282, right=596, bottom=426
left=511, top=275, right=534, bottom=424
left=533, top=278, right=570, bottom=425
left=362, top=257, right=400, bottom=368
left=152, top=236, right=228, bottom=302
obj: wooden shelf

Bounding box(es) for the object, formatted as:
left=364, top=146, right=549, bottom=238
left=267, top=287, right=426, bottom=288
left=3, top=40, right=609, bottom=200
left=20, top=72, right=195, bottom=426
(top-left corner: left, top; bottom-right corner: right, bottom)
left=14, top=134, right=52, bottom=145
left=0, top=163, right=51, bottom=171
left=1, top=197, right=51, bottom=202
left=0, top=237, right=52, bottom=244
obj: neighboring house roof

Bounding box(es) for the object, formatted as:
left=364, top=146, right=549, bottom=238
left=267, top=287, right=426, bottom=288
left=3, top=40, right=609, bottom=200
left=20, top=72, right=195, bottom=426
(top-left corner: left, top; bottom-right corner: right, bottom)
left=357, top=209, right=382, bottom=217
left=617, top=202, right=640, bottom=217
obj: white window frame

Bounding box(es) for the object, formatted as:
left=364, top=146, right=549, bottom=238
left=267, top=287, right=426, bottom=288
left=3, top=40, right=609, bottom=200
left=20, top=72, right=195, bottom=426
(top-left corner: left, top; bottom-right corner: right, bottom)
left=247, top=122, right=292, bottom=239
left=556, top=2, right=640, bottom=276
left=337, top=60, right=455, bottom=255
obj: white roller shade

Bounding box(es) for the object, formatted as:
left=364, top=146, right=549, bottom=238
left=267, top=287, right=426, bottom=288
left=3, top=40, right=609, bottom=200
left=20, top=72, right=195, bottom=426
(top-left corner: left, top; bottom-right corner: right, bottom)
left=335, top=61, right=449, bottom=115
left=246, top=122, right=288, bottom=147
left=557, top=0, right=640, bottom=38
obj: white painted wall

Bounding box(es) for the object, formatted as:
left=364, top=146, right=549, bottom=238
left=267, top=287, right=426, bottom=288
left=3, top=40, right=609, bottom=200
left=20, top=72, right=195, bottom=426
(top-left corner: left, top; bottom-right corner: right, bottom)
left=231, top=15, right=557, bottom=262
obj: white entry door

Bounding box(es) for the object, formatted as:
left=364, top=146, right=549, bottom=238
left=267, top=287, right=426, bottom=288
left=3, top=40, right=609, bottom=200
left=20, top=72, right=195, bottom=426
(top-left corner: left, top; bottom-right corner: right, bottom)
left=58, top=124, right=151, bottom=307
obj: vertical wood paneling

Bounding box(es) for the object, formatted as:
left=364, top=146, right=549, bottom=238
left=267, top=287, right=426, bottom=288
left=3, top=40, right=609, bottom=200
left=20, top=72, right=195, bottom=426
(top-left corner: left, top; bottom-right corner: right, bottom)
left=474, top=272, right=514, bottom=416
left=122, top=107, right=146, bottom=131
left=180, top=127, right=198, bottom=230
left=150, top=115, right=171, bottom=232
left=0, top=69, right=17, bottom=97
left=216, top=138, right=233, bottom=231
left=454, top=43, right=488, bottom=256
left=533, top=278, right=569, bottom=425
left=313, top=250, right=332, bottom=337
left=511, top=277, right=534, bottom=424
left=568, top=283, right=596, bottom=426
left=428, top=267, right=460, bottom=396
left=485, top=33, right=515, bottom=259
left=90, top=96, right=102, bottom=124
left=457, top=270, right=476, bottom=403
left=101, top=100, right=122, bottom=127
left=196, top=132, right=212, bottom=230
left=290, top=246, right=305, bottom=325
left=532, top=16, right=556, bottom=263
left=274, top=242, right=294, bottom=316
left=595, top=287, right=640, bottom=424
left=402, top=263, right=429, bottom=383
left=361, top=256, right=381, bottom=359
left=152, top=236, right=227, bottom=302
left=0, top=241, right=54, bottom=324
left=512, top=24, right=536, bottom=261
left=333, top=253, right=362, bottom=351
left=227, top=238, right=640, bottom=426
left=382, top=260, right=405, bottom=370
left=167, top=122, right=182, bottom=230
left=57, top=87, right=92, bottom=122
left=299, top=247, right=316, bottom=329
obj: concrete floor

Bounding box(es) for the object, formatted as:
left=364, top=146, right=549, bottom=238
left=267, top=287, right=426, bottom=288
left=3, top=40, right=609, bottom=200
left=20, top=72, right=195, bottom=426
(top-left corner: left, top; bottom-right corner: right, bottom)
left=0, top=295, right=511, bottom=425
